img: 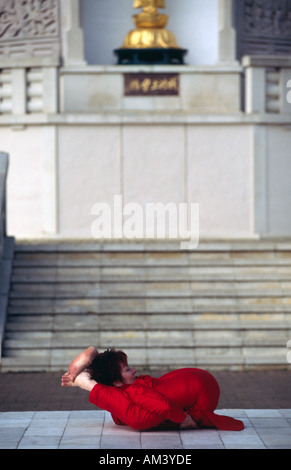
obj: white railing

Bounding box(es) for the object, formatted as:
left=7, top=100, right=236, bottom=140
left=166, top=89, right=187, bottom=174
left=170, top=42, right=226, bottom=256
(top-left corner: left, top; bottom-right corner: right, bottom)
left=0, top=66, right=58, bottom=115
left=242, top=56, right=291, bottom=115
left=1, top=59, right=291, bottom=118
left=0, top=70, right=12, bottom=114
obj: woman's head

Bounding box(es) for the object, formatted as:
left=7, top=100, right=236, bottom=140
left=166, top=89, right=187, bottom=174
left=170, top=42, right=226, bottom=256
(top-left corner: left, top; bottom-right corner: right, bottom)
left=89, top=348, right=136, bottom=387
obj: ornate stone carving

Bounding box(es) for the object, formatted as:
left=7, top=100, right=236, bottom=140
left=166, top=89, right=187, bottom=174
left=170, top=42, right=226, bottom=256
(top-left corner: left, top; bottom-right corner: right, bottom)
left=242, top=0, right=291, bottom=37
left=0, top=0, right=60, bottom=61
left=237, top=0, right=291, bottom=57
left=0, top=0, right=59, bottom=40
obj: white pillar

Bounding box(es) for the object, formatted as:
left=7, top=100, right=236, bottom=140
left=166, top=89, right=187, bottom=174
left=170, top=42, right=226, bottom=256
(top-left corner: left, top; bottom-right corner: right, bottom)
left=11, top=69, right=26, bottom=114
left=62, top=0, right=86, bottom=66
left=252, top=126, right=268, bottom=236
left=281, top=69, right=291, bottom=115
left=42, top=126, right=59, bottom=235
left=244, top=66, right=266, bottom=114
left=218, top=0, right=237, bottom=63
left=42, top=67, right=59, bottom=113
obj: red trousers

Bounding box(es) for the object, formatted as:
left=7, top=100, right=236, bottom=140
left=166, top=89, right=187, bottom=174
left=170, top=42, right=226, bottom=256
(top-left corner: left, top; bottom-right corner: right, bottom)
left=89, top=368, right=244, bottom=431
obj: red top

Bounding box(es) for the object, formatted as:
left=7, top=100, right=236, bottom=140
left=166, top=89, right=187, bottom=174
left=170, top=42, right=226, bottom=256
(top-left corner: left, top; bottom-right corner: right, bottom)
left=89, top=368, right=244, bottom=431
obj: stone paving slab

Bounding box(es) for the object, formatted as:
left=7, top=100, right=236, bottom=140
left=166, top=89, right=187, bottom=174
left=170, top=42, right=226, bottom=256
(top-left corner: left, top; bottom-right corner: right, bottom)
left=1, top=409, right=291, bottom=449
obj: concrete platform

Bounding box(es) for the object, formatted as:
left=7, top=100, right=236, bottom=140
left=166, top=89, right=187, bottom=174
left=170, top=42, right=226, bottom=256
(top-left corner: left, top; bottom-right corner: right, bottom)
left=1, top=409, right=291, bottom=449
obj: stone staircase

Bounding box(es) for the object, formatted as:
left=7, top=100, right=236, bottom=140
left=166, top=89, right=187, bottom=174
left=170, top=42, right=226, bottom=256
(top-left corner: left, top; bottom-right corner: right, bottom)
left=1, top=240, right=291, bottom=372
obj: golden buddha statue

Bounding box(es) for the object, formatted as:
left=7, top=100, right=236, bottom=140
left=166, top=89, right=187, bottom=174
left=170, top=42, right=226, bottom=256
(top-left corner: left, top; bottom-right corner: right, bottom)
left=122, top=0, right=180, bottom=49
left=114, top=0, right=187, bottom=64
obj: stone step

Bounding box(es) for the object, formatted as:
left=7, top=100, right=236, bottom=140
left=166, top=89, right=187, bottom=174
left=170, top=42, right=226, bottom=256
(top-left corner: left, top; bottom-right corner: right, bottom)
left=2, top=240, right=291, bottom=372
left=14, top=241, right=291, bottom=251
left=1, top=345, right=288, bottom=372
left=6, top=296, right=291, bottom=314
left=3, top=328, right=290, bottom=349
left=4, top=312, right=291, bottom=331
left=12, top=239, right=291, bottom=253
left=11, top=265, right=291, bottom=282
left=12, top=241, right=291, bottom=266
left=12, top=253, right=291, bottom=268
left=8, top=280, right=291, bottom=298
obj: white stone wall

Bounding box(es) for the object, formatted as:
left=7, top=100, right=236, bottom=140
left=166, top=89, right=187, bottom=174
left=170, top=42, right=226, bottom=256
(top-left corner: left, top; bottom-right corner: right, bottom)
left=267, top=126, right=291, bottom=236
left=2, top=118, right=291, bottom=241
left=58, top=125, right=121, bottom=237
left=4, top=122, right=254, bottom=240
left=2, top=127, right=43, bottom=238
left=187, top=124, right=253, bottom=237
left=60, top=65, right=241, bottom=114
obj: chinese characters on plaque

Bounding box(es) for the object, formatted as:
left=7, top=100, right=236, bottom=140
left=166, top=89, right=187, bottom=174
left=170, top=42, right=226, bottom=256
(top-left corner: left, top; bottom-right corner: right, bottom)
left=124, top=73, right=179, bottom=96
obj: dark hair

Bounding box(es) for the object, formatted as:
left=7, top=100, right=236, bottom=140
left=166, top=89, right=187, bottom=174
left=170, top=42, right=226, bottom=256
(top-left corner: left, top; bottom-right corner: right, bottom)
left=89, top=348, right=128, bottom=386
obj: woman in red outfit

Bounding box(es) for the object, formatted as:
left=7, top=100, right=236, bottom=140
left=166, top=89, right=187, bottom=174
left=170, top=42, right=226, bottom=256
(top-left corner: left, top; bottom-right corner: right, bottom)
left=61, top=347, right=244, bottom=432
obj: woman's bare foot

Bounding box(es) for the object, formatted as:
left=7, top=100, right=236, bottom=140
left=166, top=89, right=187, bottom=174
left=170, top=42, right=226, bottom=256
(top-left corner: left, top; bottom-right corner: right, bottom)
left=179, top=414, right=199, bottom=430
left=68, top=346, right=99, bottom=381
left=61, top=371, right=96, bottom=392
left=61, top=371, right=76, bottom=388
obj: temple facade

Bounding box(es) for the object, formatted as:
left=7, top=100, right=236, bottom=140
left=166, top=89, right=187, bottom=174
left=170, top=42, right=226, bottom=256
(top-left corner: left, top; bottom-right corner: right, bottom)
left=0, top=0, right=291, bottom=241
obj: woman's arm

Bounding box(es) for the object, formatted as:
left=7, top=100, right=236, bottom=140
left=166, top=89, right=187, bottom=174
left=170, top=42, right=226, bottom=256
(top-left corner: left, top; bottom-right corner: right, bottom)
left=89, top=382, right=188, bottom=431
left=88, top=383, right=181, bottom=430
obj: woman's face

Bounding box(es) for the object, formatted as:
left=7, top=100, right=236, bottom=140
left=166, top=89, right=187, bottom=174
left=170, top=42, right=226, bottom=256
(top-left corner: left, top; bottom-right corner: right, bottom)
left=119, top=362, right=137, bottom=385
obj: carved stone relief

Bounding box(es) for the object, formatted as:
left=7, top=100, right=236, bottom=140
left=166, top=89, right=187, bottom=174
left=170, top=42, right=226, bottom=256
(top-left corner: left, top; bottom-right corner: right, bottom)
left=0, top=0, right=59, bottom=40
left=236, top=0, right=291, bottom=57
left=0, top=0, right=60, bottom=61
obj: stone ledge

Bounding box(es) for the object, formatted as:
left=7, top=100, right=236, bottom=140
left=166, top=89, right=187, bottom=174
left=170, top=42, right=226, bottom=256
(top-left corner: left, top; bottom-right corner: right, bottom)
left=11, top=238, right=291, bottom=252
left=242, top=55, right=291, bottom=68
left=59, top=64, right=244, bottom=74
left=1, top=112, right=291, bottom=126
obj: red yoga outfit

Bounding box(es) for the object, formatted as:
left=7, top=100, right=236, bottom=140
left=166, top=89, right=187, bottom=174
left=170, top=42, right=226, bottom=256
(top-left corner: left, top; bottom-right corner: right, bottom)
left=88, top=368, right=244, bottom=431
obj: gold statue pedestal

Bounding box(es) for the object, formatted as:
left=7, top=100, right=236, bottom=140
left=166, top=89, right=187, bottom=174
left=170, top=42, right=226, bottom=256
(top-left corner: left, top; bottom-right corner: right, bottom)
left=114, top=1, right=187, bottom=65
left=114, top=47, right=187, bottom=65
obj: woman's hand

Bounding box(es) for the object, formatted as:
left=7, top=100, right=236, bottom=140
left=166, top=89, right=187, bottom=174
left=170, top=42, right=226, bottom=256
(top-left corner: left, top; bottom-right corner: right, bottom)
left=179, top=414, right=199, bottom=430
left=61, top=370, right=97, bottom=392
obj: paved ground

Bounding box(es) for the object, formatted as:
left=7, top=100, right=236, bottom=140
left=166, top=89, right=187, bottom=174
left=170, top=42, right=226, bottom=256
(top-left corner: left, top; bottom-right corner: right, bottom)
left=1, top=370, right=291, bottom=450
left=0, top=370, right=290, bottom=411
left=1, top=409, right=291, bottom=450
